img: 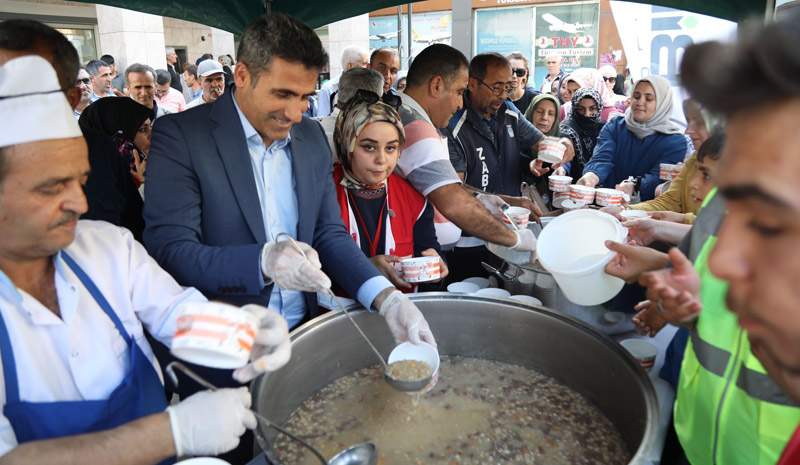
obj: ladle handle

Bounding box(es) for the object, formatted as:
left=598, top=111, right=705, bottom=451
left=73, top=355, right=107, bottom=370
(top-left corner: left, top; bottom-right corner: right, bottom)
left=500, top=204, right=520, bottom=231
left=274, top=233, right=389, bottom=371
left=165, top=362, right=328, bottom=465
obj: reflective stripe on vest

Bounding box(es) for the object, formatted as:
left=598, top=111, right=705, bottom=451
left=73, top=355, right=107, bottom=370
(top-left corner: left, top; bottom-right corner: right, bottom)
left=675, top=193, right=800, bottom=465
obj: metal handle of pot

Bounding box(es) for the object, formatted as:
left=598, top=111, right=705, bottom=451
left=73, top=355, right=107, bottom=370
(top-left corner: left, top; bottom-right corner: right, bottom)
left=481, top=262, right=511, bottom=283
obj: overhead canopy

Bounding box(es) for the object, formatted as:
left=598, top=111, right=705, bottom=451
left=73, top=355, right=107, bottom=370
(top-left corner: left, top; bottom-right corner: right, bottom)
left=78, top=0, right=763, bottom=34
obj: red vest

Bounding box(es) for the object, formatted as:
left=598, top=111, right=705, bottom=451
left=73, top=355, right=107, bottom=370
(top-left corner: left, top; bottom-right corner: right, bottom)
left=333, top=164, right=426, bottom=261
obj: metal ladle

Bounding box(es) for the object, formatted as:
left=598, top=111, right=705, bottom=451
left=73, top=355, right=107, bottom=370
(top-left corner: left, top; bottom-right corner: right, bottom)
left=274, top=233, right=433, bottom=393
left=165, top=361, right=377, bottom=465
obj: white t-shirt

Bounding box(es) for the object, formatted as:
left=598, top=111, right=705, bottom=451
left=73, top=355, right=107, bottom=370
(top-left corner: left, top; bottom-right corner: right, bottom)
left=0, top=221, right=206, bottom=455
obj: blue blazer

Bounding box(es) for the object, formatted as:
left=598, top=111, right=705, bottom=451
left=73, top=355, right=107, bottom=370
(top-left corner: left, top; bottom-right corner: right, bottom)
left=143, top=90, right=381, bottom=317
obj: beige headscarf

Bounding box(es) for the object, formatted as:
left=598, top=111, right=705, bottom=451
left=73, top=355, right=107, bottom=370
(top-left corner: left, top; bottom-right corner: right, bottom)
left=624, top=75, right=683, bottom=139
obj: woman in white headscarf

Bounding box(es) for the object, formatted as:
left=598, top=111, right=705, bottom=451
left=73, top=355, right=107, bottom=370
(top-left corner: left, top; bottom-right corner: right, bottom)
left=575, top=75, right=687, bottom=201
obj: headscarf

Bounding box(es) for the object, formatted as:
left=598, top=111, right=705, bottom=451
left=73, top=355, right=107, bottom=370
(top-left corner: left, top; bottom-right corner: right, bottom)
left=624, top=75, right=683, bottom=139
left=560, top=88, right=605, bottom=175
left=555, top=73, right=570, bottom=104
left=563, top=68, right=615, bottom=108
left=79, top=97, right=154, bottom=141
left=333, top=98, right=405, bottom=190
left=524, top=93, right=561, bottom=137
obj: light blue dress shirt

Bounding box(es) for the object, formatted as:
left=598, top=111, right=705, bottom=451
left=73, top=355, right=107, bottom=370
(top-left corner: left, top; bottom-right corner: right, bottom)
left=232, top=93, right=394, bottom=326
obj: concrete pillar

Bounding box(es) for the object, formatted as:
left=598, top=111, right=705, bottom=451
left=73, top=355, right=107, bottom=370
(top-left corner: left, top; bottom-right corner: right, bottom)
left=95, top=5, right=166, bottom=73
left=451, top=0, right=472, bottom=59
left=326, top=13, right=369, bottom=81
left=162, top=17, right=236, bottom=64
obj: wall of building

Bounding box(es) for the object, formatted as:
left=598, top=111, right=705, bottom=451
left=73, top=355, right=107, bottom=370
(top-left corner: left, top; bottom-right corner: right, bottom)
left=325, top=13, right=369, bottom=81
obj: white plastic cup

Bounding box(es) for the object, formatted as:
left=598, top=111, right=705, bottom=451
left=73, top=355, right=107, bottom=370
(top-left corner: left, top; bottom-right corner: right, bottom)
left=620, top=210, right=649, bottom=220
left=509, top=295, right=543, bottom=305
left=179, top=459, right=231, bottom=465
left=552, top=191, right=571, bottom=209
left=537, top=139, right=567, bottom=164
left=171, top=302, right=259, bottom=369
left=463, top=277, right=491, bottom=289
left=388, top=342, right=440, bottom=393
left=569, top=184, right=596, bottom=204
left=475, top=287, right=511, bottom=298
left=659, top=163, right=682, bottom=181
left=400, top=256, right=440, bottom=283
left=595, top=188, right=625, bottom=206
left=548, top=175, right=573, bottom=192
left=447, top=282, right=479, bottom=293
left=502, top=206, right=530, bottom=228
left=620, top=339, right=658, bottom=372
left=536, top=210, right=627, bottom=305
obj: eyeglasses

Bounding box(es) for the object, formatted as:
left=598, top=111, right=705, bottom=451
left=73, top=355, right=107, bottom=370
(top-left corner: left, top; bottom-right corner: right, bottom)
left=474, top=78, right=512, bottom=97
left=75, top=78, right=91, bottom=86
left=511, top=68, right=526, bottom=78
left=603, top=76, right=616, bottom=83
left=353, top=89, right=401, bottom=109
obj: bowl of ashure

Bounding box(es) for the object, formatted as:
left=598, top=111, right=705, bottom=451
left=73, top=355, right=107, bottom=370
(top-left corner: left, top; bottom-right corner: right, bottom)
left=252, top=294, right=658, bottom=465
left=386, top=342, right=440, bottom=393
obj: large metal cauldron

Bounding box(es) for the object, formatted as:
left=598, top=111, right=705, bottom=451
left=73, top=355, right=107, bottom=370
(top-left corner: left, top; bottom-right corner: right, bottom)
left=251, top=293, right=658, bottom=464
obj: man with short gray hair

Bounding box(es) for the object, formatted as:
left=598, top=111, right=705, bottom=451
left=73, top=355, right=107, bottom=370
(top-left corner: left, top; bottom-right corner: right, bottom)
left=86, top=59, right=114, bottom=102
left=317, top=44, right=370, bottom=117
left=165, top=46, right=182, bottom=93
left=126, top=63, right=168, bottom=119
left=540, top=52, right=563, bottom=94
left=318, top=67, right=384, bottom=155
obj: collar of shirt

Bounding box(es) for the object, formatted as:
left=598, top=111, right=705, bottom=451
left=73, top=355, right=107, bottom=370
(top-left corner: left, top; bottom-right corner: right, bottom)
left=232, top=90, right=292, bottom=150
left=398, top=91, right=434, bottom=127
left=0, top=251, right=78, bottom=326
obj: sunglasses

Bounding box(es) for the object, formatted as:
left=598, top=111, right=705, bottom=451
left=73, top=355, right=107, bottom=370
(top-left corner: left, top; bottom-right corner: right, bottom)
left=511, top=68, right=527, bottom=77
left=75, top=78, right=91, bottom=86
left=603, top=76, right=617, bottom=83
left=353, top=89, right=401, bottom=109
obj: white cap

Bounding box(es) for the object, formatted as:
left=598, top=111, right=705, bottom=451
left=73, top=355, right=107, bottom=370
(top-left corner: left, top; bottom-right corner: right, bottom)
left=197, top=59, right=224, bottom=77
left=0, top=55, right=82, bottom=148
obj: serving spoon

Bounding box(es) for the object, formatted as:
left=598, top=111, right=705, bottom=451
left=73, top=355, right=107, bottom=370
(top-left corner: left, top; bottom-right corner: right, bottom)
left=274, top=233, right=433, bottom=393
left=166, top=361, right=377, bottom=465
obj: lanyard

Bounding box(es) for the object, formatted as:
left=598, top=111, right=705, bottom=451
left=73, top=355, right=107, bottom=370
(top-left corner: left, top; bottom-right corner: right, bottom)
left=347, top=190, right=387, bottom=257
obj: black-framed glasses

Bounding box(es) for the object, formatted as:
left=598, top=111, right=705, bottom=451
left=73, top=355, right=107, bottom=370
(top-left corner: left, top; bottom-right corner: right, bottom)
left=75, top=78, right=91, bottom=86
left=511, top=68, right=526, bottom=78
left=474, top=78, right=511, bottom=97
left=603, top=76, right=616, bottom=83
left=353, top=88, right=401, bottom=109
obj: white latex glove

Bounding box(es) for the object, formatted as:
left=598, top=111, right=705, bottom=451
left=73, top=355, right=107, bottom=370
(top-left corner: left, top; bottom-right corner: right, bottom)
left=379, top=290, right=437, bottom=348
left=167, top=387, right=257, bottom=457
left=260, top=240, right=332, bottom=292
left=510, top=228, right=537, bottom=252
left=233, top=305, right=292, bottom=383
left=474, top=192, right=508, bottom=215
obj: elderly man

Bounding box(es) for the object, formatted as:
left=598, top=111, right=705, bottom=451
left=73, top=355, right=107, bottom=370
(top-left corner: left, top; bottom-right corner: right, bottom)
left=126, top=63, right=168, bottom=119
left=184, top=59, right=225, bottom=110
left=540, top=52, right=564, bottom=94
left=370, top=47, right=400, bottom=95
left=0, top=54, right=291, bottom=464
left=165, top=47, right=182, bottom=93
left=154, top=69, right=186, bottom=114
left=317, top=45, right=369, bottom=117
left=86, top=59, right=114, bottom=102
left=318, top=67, right=384, bottom=154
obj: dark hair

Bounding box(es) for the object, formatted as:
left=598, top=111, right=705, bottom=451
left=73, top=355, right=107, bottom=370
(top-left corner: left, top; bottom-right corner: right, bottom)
left=236, top=13, right=328, bottom=83
left=184, top=64, right=198, bottom=79
left=696, top=131, right=726, bottom=163
left=100, top=54, right=115, bottom=65
left=681, top=10, right=800, bottom=117
left=155, top=69, right=171, bottom=85
left=469, top=52, right=510, bottom=81
left=0, top=19, right=79, bottom=90
left=406, top=44, right=468, bottom=91
left=86, top=59, right=110, bottom=77
left=202, top=53, right=213, bottom=60
left=369, top=48, right=398, bottom=67
left=124, top=63, right=155, bottom=82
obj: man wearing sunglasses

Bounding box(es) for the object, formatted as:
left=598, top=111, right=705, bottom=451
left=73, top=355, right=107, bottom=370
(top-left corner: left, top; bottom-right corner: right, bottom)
left=444, top=52, right=574, bottom=281
left=74, top=67, right=92, bottom=119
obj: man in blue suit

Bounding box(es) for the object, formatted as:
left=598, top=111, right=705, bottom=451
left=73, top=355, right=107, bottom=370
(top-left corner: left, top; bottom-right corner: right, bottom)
left=143, top=14, right=436, bottom=463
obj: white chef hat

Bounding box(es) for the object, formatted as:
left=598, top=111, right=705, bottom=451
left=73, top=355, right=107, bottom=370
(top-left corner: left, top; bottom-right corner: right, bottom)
left=0, top=55, right=82, bottom=148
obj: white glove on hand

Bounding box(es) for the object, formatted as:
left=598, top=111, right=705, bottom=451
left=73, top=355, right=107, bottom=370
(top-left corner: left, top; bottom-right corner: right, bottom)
left=167, top=387, right=257, bottom=457
left=233, top=305, right=292, bottom=383
left=260, top=240, right=332, bottom=292
left=379, top=291, right=437, bottom=348
left=510, top=228, right=537, bottom=252
left=474, top=193, right=508, bottom=215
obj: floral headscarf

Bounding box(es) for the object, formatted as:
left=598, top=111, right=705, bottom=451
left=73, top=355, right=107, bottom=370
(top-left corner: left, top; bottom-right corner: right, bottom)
left=333, top=98, right=405, bottom=190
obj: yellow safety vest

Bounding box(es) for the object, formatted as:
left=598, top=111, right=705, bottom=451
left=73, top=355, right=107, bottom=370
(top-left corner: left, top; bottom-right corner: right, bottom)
left=674, top=192, right=800, bottom=464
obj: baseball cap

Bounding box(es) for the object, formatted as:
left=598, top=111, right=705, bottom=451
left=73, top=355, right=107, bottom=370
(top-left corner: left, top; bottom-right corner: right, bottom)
left=197, top=59, right=224, bottom=77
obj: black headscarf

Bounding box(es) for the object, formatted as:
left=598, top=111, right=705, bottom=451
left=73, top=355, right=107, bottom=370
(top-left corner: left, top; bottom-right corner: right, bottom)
left=79, top=97, right=154, bottom=141
left=559, top=87, right=605, bottom=179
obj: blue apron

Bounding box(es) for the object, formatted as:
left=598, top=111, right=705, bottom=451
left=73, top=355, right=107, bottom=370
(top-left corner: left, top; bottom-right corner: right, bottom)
left=0, top=252, right=174, bottom=464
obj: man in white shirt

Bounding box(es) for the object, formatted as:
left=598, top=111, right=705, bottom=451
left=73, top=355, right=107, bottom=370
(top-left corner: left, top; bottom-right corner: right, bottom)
left=0, top=55, right=290, bottom=464
left=316, top=45, right=369, bottom=117
left=184, top=59, right=225, bottom=110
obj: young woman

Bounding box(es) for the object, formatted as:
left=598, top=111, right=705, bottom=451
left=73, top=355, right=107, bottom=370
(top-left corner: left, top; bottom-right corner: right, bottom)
left=576, top=76, right=687, bottom=201
left=557, top=87, right=605, bottom=180
left=332, top=95, right=447, bottom=291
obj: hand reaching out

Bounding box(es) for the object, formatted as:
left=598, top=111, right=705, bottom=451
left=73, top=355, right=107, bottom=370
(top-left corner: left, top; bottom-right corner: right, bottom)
left=369, top=254, right=411, bottom=289
left=638, top=248, right=702, bottom=326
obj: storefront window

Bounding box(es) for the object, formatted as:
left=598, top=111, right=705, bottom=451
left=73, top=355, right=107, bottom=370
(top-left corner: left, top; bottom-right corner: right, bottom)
left=54, top=26, right=99, bottom=65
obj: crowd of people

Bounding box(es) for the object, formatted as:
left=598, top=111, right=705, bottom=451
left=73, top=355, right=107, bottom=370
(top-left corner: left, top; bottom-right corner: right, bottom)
left=0, top=7, right=799, bottom=465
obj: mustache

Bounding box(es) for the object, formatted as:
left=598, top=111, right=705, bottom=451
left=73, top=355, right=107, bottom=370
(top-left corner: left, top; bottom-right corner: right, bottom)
left=49, top=212, right=81, bottom=230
